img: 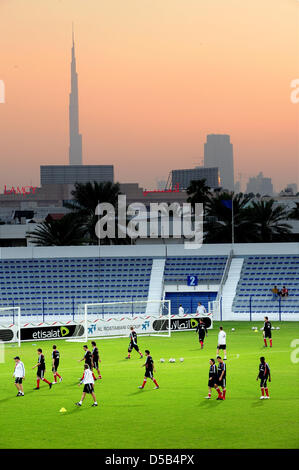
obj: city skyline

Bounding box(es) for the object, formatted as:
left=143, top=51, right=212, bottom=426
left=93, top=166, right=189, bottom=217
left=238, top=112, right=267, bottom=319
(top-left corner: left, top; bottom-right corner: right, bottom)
left=0, top=0, right=298, bottom=193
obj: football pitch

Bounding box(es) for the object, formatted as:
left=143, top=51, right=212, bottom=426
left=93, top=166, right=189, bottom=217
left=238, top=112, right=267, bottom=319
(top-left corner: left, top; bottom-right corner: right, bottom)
left=0, top=321, right=298, bottom=449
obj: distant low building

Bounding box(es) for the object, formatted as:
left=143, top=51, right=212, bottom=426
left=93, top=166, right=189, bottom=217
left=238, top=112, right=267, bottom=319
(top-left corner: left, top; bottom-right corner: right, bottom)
left=40, top=165, right=114, bottom=185
left=171, top=167, right=220, bottom=190
left=246, top=172, right=273, bottom=196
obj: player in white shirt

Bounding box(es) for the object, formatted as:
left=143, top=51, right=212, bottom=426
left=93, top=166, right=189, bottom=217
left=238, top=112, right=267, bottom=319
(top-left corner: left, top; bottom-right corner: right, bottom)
left=196, top=302, right=207, bottom=315
left=216, top=326, right=227, bottom=360
left=178, top=305, right=184, bottom=315
left=76, top=364, right=98, bottom=407
left=13, top=356, right=25, bottom=397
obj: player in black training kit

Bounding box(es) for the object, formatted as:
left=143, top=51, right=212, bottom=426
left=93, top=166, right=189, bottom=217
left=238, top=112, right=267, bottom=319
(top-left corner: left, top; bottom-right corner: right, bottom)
left=78, top=345, right=92, bottom=369
left=263, top=316, right=273, bottom=347
left=126, top=327, right=143, bottom=359
left=91, top=341, right=102, bottom=379
left=139, top=350, right=159, bottom=389
left=256, top=356, right=271, bottom=399
left=32, top=349, right=52, bottom=389
left=216, top=356, right=226, bottom=400
left=196, top=319, right=208, bottom=349
left=52, top=345, right=62, bottom=384
left=205, top=359, right=223, bottom=400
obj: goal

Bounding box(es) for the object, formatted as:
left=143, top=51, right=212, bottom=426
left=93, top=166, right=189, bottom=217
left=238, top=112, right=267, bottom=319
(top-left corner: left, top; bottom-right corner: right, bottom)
left=208, top=300, right=220, bottom=322
left=0, top=306, right=21, bottom=346
left=70, top=299, right=171, bottom=342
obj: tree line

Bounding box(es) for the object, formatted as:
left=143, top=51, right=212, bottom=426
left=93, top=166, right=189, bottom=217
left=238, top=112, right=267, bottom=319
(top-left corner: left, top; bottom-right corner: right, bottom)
left=27, top=179, right=299, bottom=246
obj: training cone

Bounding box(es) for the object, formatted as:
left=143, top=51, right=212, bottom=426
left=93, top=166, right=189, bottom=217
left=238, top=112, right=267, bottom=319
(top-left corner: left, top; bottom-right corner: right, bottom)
left=60, top=407, right=67, bottom=413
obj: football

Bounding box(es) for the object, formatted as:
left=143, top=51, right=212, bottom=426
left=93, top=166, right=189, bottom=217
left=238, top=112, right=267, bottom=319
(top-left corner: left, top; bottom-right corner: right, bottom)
left=232, top=328, right=235, bottom=331
left=160, top=358, right=165, bottom=363
left=180, top=358, right=184, bottom=362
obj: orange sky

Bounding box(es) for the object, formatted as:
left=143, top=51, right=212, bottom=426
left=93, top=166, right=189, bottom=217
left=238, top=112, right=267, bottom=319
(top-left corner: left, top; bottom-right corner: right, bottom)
left=0, top=0, right=298, bottom=192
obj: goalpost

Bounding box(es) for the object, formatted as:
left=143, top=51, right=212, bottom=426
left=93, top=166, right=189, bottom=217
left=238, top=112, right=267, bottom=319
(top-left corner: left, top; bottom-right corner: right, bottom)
left=69, top=299, right=171, bottom=342
left=208, top=300, right=220, bottom=322
left=0, top=306, right=21, bottom=347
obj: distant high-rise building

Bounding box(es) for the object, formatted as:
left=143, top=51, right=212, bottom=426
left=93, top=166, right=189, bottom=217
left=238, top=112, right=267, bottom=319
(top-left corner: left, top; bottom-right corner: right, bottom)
left=246, top=172, right=273, bottom=196
left=234, top=181, right=241, bottom=193
left=204, top=134, right=234, bottom=191
left=69, top=27, right=82, bottom=165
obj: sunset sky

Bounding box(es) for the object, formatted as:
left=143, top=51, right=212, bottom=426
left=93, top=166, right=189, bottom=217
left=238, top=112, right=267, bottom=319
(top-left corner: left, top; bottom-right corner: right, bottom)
left=0, top=0, right=298, bottom=192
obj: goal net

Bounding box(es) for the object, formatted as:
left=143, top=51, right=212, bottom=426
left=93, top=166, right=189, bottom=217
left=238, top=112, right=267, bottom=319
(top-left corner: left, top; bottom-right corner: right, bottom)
left=208, top=300, right=220, bottom=322
left=69, top=299, right=171, bottom=342
left=0, top=306, right=21, bottom=346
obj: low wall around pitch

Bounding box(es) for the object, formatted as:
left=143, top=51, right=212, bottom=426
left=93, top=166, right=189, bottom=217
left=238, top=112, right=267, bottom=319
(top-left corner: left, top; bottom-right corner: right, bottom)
left=0, top=314, right=213, bottom=343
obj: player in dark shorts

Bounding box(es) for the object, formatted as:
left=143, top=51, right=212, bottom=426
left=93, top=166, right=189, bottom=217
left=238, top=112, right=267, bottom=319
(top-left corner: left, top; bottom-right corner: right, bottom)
left=52, top=345, right=62, bottom=384
left=126, top=327, right=143, bottom=359
left=196, top=319, right=208, bottom=349
left=78, top=345, right=92, bottom=369
left=205, top=359, right=223, bottom=400
left=76, top=364, right=98, bottom=407
left=139, top=350, right=159, bottom=390
left=256, top=356, right=271, bottom=399
left=216, top=356, right=226, bottom=400
left=263, top=317, right=272, bottom=347
left=32, top=348, right=52, bottom=390
left=91, top=341, right=102, bottom=379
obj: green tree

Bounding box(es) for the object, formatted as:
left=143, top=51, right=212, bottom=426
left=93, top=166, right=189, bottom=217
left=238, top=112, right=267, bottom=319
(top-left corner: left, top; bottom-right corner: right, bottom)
left=246, top=199, right=292, bottom=242
left=204, top=192, right=255, bottom=243
left=27, top=213, right=86, bottom=246
left=186, top=179, right=212, bottom=208
left=288, top=202, right=299, bottom=220
left=66, top=181, right=130, bottom=245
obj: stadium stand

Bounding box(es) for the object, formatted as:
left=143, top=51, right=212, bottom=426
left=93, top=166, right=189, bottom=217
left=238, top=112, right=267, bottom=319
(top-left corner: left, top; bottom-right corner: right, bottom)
left=0, top=257, right=153, bottom=319
left=164, top=256, right=227, bottom=284
left=232, top=255, right=299, bottom=314
left=0, top=243, right=298, bottom=322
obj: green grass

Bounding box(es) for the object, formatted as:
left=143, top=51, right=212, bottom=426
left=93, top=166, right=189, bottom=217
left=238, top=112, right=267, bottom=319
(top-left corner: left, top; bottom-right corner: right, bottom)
left=0, top=321, right=298, bottom=449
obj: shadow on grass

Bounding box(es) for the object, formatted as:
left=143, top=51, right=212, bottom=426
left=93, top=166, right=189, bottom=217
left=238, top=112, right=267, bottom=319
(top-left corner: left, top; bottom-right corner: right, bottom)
left=127, top=389, right=151, bottom=397
left=198, top=399, right=222, bottom=407
left=59, top=406, right=94, bottom=416
left=0, top=387, right=49, bottom=404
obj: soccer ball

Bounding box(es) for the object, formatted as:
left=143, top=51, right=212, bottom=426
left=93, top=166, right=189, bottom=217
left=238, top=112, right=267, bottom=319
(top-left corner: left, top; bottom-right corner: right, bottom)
left=180, top=358, right=184, bottom=362
left=271, top=326, right=275, bottom=330
left=232, top=328, right=235, bottom=331
left=169, top=358, right=176, bottom=363
left=160, top=358, right=165, bottom=363
left=254, top=329, right=258, bottom=333
left=276, top=327, right=280, bottom=330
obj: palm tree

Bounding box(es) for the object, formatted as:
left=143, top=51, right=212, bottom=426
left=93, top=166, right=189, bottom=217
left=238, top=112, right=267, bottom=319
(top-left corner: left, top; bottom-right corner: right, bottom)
left=288, top=202, right=299, bottom=220
left=246, top=199, right=292, bottom=242
left=65, top=181, right=130, bottom=245
left=27, top=213, right=87, bottom=246
left=204, top=191, right=255, bottom=243
left=186, top=179, right=212, bottom=208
